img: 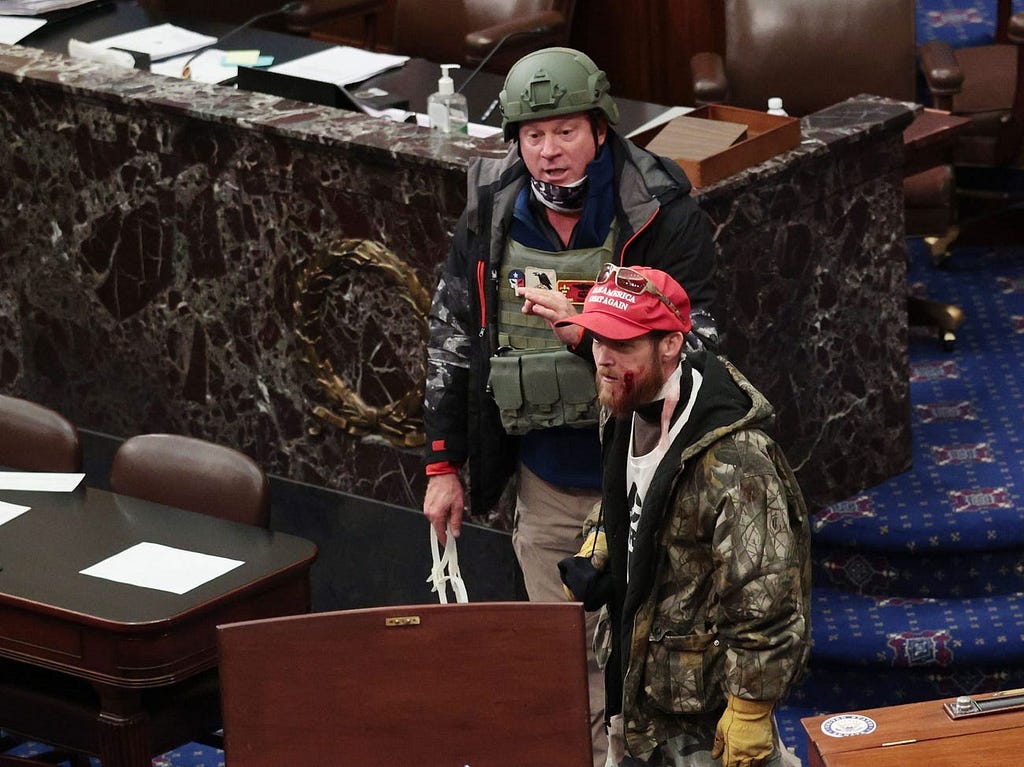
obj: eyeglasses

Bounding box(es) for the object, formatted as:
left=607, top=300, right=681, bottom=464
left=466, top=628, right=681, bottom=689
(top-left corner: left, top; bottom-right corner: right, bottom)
left=595, top=263, right=688, bottom=328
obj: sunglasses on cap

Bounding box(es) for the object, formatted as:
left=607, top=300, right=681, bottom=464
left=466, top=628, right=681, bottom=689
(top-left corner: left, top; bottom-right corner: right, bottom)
left=595, top=263, right=688, bottom=328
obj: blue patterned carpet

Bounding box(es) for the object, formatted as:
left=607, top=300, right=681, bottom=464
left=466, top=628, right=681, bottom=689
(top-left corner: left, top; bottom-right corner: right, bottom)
left=775, top=233, right=1024, bottom=761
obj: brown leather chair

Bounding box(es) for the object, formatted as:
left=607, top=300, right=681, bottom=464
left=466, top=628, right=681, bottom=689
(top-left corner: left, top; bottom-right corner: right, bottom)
left=691, top=0, right=917, bottom=117
left=919, top=0, right=1024, bottom=231
left=689, top=0, right=965, bottom=348
left=0, top=394, right=81, bottom=472
left=284, top=0, right=576, bottom=72
left=110, top=433, right=270, bottom=527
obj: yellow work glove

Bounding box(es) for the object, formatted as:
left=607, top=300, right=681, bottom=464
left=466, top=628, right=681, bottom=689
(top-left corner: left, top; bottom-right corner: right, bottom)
left=580, top=528, right=609, bottom=570
left=710, top=695, right=775, bottom=767
left=561, top=528, right=606, bottom=602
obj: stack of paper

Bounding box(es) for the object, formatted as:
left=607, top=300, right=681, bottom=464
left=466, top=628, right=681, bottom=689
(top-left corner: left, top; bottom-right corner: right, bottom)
left=90, top=22, right=216, bottom=61
left=269, top=45, right=409, bottom=88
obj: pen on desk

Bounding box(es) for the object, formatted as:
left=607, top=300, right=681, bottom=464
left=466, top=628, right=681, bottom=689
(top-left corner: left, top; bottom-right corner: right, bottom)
left=480, top=97, right=500, bottom=123
left=881, top=739, right=917, bottom=747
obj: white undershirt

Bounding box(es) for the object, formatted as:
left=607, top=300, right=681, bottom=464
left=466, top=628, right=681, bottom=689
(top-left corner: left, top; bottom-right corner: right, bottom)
left=626, top=365, right=703, bottom=564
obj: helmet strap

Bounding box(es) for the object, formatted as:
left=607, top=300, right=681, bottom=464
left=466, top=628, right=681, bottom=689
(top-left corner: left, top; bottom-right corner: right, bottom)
left=530, top=176, right=589, bottom=214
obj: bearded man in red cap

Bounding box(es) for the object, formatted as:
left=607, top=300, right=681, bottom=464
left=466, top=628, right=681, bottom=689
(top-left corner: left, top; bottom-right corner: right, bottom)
left=557, top=265, right=810, bottom=767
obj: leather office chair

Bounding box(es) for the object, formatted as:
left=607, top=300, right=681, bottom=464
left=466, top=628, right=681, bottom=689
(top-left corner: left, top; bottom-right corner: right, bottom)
left=284, top=0, right=576, bottom=73
left=110, top=433, right=270, bottom=527
left=217, top=602, right=592, bottom=767
left=918, top=0, right=1024, bottom=234
left=689, top=0, right=965, bottom=348
left=0, top=394, right=81, bottom=472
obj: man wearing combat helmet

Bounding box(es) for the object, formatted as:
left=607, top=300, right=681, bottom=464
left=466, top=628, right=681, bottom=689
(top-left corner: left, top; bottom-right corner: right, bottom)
left=422, top=47, right=719, bottom=765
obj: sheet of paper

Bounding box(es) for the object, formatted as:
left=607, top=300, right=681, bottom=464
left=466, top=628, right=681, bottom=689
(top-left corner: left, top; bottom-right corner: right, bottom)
left=0, top=500, right=31, bottom=526
left=269, top=45, right=409, bottom=87
left=409, top=112, right=502, bottom=139
left=0, top=0, right=92, bottom=14
left=0, top=15, right=46, bottom=44
left=625, top=106, right=693, bottom=139
left=91, top=23, right=216, bottom=61
left=80, top=541, right=244, bottom=595
left=0, top=471, right=84, bottom=491
left=151, top=48, right=236, bottom=84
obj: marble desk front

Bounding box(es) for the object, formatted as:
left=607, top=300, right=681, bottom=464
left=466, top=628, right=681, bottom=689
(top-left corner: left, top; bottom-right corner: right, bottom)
left=0, top=40, right=912, bottom=514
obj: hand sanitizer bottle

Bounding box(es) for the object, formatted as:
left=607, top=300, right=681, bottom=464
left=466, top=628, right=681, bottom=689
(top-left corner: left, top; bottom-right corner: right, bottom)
left=767, top=97, right=788, bottom=116
left=428, top=64, right=468, bottom=135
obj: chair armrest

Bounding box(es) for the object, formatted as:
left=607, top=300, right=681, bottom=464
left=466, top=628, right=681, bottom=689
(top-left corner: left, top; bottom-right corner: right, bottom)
left=690, top=51, right=727, bottom=105
left=283, top=0, right=385, bottom=34
left=918, top=40, right=963, bottom=111
left=465, top=11, right=566, bottom=60
left=1010, top=11, right=1024, bottom=44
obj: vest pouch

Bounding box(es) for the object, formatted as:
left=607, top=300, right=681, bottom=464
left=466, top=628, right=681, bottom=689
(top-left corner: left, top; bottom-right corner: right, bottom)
left=519, top=350, right=562, bottom=431
left=555, top=351, right=599, bottom=426
left=489, top=348, right=598, bottom=435
left=488, top=354, right=526, bottom=434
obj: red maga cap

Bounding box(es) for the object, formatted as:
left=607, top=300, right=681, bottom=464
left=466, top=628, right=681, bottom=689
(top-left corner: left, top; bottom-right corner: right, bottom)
left=557, top=264, right=692, bottom=341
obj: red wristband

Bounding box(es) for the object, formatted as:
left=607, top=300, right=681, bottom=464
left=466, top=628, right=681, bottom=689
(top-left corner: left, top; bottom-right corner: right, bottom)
left=426, top=461, right=461, bottom=476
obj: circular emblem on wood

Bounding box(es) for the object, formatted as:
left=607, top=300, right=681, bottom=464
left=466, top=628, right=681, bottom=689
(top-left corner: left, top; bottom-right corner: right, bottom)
left=820, top=714, right=877, bottom=738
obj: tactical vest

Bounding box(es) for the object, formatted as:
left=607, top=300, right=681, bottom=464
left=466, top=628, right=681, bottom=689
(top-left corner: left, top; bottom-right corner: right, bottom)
left=487, top=224, right=616, bottom=435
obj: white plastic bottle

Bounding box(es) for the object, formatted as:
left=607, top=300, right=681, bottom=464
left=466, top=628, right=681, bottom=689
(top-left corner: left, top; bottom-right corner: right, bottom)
left=428, top=64, right=468, bottom=135
left=767, top=97, right=788, bottom=116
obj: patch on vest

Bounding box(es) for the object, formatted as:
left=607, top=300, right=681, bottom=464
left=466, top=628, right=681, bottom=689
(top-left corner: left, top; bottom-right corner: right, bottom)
left=525, top=267, right=556, bottom=290
left=557, top=279, right=595, bottom=305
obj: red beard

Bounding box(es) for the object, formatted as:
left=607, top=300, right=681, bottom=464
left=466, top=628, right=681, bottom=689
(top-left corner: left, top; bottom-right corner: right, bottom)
left=596, top=357, right=666, bottom=418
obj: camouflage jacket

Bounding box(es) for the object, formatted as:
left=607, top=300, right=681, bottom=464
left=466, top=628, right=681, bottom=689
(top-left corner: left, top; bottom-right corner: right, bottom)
left=599, top=351, right=811, bottom=761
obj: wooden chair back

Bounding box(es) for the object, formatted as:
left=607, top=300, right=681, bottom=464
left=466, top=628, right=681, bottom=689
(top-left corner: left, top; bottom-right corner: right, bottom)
left=218, top=602, right=592, bottom=767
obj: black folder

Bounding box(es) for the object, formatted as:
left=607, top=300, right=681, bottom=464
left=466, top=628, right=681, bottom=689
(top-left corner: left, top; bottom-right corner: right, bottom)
left=236, top=67, right=407, bottom=113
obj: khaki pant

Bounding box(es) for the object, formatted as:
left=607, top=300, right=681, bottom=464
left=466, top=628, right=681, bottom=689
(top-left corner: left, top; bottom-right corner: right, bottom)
left=513, top=463, right=606, bottom=767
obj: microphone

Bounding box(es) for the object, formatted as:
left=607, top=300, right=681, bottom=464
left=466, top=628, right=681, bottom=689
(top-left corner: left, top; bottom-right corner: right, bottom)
left=182, top=1, right=303, bottom=80
left=457, top=24, right=553, bottom=96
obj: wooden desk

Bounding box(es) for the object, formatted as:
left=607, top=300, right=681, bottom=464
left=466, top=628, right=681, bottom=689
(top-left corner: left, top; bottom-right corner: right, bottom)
left=802, top=693, right=1024, bottom=767
left=0, top=484, right=317, bottom=767
left=903, top=108, right=973, bottom=176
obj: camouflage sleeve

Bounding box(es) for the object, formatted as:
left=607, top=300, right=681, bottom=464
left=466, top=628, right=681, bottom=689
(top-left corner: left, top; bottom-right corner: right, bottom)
left=423, top=251, right=475, bottom=465
left=710, top=433, right=810, bottom=703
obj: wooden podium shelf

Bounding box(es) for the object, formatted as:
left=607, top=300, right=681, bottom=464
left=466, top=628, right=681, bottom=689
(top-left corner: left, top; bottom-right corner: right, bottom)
left=636, top=104, right=800, bottom=187
left=802, top=692, right=1024, bottom=767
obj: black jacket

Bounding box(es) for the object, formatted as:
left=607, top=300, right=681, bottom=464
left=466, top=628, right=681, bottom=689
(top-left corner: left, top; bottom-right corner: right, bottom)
left=424, top=131, right=718, bottom=515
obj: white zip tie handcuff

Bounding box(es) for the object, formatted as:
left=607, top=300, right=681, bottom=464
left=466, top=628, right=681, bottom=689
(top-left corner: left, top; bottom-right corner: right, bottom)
left=428, top=523, right=469, bottom=604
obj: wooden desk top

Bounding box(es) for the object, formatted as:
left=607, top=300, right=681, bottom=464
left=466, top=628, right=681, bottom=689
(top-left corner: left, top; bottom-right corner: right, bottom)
left=802, top=693, right=1024, bottom=767
left=903, top=108, right=972, bottom=151
left=0, top=484, right=317, bottom=685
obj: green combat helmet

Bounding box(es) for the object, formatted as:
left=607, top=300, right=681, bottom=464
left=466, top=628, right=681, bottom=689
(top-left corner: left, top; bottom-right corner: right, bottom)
left=499, top=47, right=620, bottom=141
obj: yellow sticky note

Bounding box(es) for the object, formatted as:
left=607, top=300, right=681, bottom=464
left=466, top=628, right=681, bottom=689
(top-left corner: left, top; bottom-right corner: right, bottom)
left=222, top=50, right=262, bottom=66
